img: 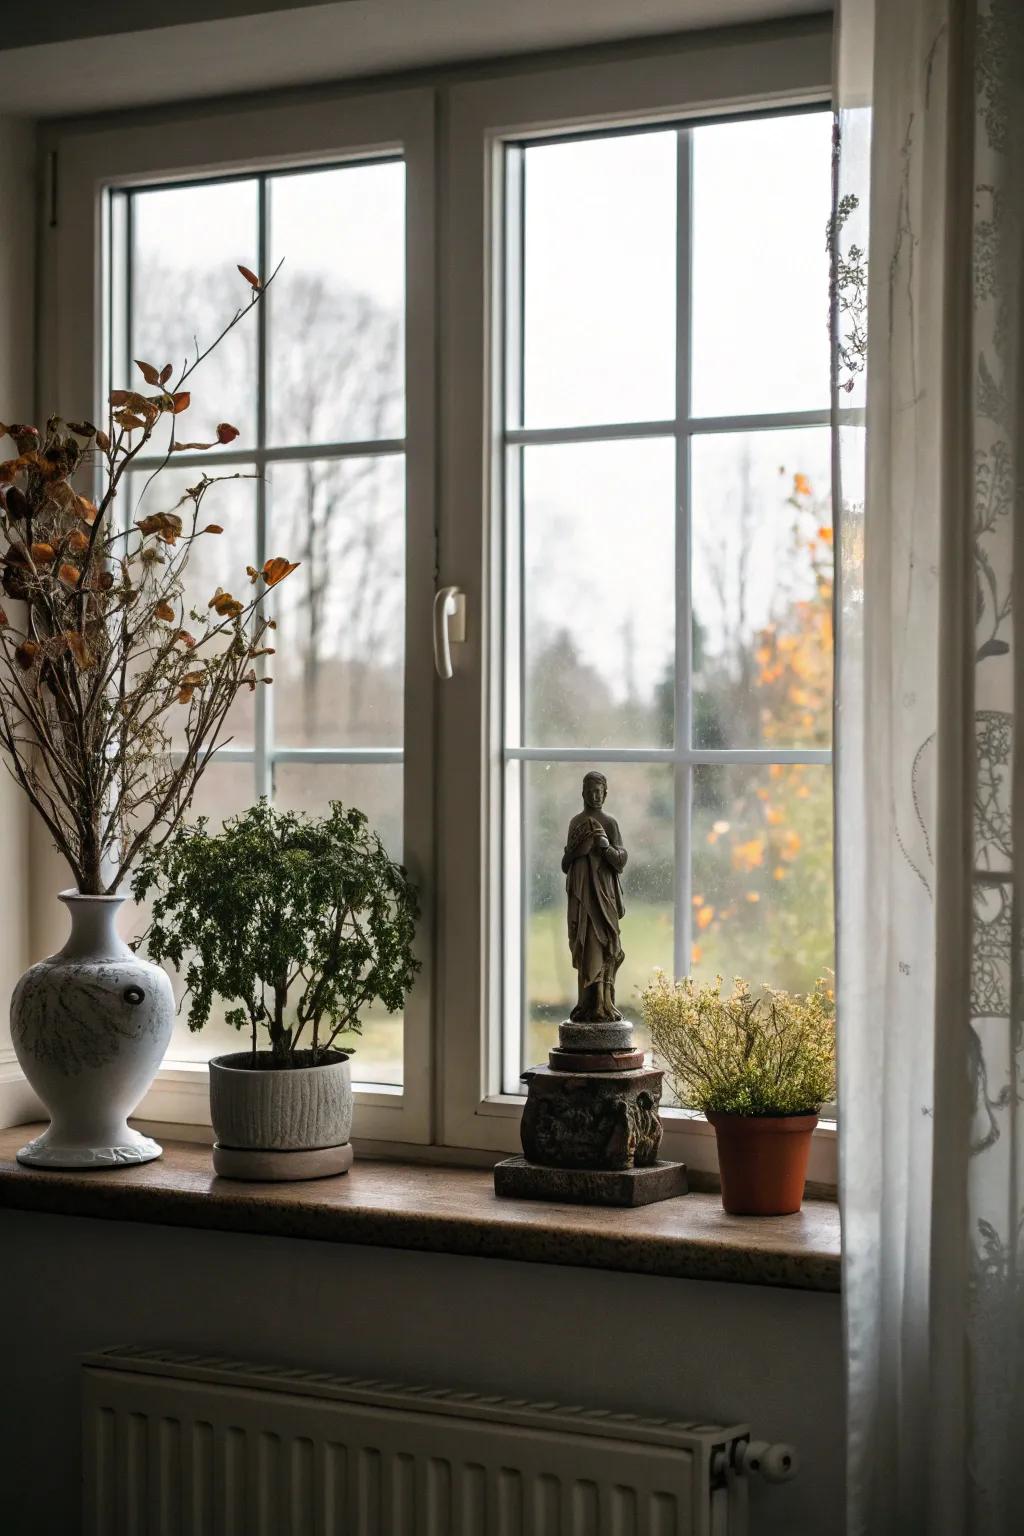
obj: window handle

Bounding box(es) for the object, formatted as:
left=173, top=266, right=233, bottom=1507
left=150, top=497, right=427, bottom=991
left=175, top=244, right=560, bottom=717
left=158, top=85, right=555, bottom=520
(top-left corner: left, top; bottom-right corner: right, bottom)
left=433, top=586, right=466, bottom=679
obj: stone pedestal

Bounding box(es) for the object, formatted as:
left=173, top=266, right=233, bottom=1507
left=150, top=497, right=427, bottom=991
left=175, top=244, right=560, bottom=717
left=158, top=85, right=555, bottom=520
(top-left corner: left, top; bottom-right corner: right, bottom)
left=494, top=1020, right=687, bottom=1207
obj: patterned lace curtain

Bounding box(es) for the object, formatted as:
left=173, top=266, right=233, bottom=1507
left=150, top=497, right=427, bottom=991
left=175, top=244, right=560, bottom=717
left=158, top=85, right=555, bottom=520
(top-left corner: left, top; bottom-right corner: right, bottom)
left=834, top=1, right=1024, bottom=1532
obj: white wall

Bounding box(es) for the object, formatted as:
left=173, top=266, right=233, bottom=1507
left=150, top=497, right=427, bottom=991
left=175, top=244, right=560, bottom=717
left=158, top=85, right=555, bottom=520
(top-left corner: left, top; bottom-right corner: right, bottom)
left=0, top=1210, right=844, bottom=1534
left=0, top=117, right=35, bottom=1113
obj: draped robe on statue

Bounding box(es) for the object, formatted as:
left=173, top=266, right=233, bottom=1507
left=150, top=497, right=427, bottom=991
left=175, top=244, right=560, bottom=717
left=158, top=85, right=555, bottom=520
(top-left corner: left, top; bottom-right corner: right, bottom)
left=561, top=811, right=627, bottom=1022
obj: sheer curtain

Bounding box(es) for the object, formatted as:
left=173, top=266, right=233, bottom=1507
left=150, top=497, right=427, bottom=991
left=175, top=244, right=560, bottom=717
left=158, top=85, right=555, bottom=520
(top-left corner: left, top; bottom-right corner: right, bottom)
left=835, top=1, right=1024, bottom=1532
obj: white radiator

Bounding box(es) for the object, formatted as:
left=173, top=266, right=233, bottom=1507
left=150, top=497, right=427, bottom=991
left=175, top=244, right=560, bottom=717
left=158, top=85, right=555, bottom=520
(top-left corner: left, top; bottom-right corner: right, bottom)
left=82, top=1346, right=789, bottom=1536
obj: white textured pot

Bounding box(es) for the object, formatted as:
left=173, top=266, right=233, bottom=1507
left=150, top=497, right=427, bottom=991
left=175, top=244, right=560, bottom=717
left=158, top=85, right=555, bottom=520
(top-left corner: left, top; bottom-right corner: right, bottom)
left=209, top=1050, right=353, bottom=1181
left=11, top=891, right=174, bottom=1168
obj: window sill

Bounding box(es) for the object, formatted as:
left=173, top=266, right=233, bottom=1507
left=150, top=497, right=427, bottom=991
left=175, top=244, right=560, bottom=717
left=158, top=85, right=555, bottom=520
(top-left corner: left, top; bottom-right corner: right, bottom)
left=0, top=1123, right=839, bottom=1294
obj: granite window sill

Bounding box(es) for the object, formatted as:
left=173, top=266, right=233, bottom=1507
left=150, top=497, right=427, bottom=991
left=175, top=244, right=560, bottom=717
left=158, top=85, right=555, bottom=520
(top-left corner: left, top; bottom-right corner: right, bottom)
left=0, top=1125, right=839, bottom=1293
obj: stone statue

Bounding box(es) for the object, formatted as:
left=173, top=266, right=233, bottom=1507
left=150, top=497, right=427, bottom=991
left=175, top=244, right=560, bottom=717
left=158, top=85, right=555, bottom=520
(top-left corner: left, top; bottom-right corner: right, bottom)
left=495, top=772, right=684, bottom=1204
left=561, top=772, right=628, bottom=1023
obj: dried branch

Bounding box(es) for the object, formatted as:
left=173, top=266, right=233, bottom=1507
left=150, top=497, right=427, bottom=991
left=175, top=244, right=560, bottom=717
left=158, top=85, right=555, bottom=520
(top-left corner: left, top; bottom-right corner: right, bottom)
left=0, top=265, right=297, bottom=894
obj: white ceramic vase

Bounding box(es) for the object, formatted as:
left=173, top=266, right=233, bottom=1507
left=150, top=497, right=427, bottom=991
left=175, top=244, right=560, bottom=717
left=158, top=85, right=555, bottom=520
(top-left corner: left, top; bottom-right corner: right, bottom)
left=11, top=891, right=175, bottom=1168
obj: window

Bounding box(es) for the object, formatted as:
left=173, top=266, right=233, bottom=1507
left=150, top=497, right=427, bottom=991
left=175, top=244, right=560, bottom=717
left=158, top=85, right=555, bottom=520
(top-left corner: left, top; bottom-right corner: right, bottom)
left=110, top=161, right=408, bottom=1089
left=499, top=112, right=835, bottom=1093
left=46, top=20, right=835, bottom=1172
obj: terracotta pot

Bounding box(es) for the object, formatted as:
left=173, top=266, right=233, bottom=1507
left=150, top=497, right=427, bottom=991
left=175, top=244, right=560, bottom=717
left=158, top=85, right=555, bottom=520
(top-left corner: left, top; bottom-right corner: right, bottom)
left=706, top=1110, right=819, bottom=1216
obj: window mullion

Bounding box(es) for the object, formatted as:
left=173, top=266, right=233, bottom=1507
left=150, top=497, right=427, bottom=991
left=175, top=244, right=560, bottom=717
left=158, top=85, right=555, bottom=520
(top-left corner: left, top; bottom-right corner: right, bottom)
left=254, top=172, right=272, bottom=802
left=673, top=127, right=694, bottom=983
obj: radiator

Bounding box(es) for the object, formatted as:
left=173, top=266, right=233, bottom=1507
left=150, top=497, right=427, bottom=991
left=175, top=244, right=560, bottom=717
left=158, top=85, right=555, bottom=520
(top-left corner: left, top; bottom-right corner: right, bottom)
left=82, top=1346, right=790, bottom=1536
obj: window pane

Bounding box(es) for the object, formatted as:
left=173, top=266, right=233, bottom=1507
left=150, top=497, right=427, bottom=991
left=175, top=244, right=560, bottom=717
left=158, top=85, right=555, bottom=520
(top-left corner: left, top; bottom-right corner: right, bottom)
left=143, top=759, right=259, bottom=1066
left=691, top=427, right=832, bottom=749
left=127, top=467, right=259, bottom=749
left=691, top=763, right=834, bottom=994
left=274, top=760, right=404, bottom=1087
left=519, top=439, right=675, bottom=748
left=516, top=760, right=674, bottom=1086
left=273, top=760, right=403, bottom=861
left=129, top=180, right=259, bottom=453
left=269, top=455, right=405, bottom=748
left=267, top=161, right=405, bottom=446
left=521, top=131, right=676, bottom=428
left=691, top=112, right=832, bottom=417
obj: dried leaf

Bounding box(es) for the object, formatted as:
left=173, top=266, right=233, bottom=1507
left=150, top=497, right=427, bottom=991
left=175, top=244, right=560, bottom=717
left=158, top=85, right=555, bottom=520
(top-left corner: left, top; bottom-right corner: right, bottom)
left=159, top=363, right=173, bottom=386
left=181, top=670, right=204, bottom=687
left=175, top=629, right=197, bottom=648
left=14, top=640, right=39, bottom=670
left=245, top=565, right=259, bottom=583
left=262, top=556, right=300, bottom=588
left=30, top=542, right=56, bottom=565
left=237, top=264, right=261, bottom=291
left=171, top=392, right=191, bottom=415
left=170, top=441, right=216, bottom=452
left=65, top=529, right=89, bottom=554
left=209, top=590, right=244, bottom=618
left=110, top=390, right=152, bottom=413
left=134, top=359, right=161, bottom=386
left=216, top=423, right=240, bottom=445
left=95, top=428, right=111, bottom=453
left=137, top=512, right=184, bottom=545
left=67, top=420, right=95, bottom=438
left=62, top=631, right=93, bottom=668
left=6, top=485, right=29, bottom=520
left=203, top=524, right=223, bottom=535
left=94, top=571, right=115, bottom=592
left=177, top=685, right=195, bottom=705
left=77, top=495, right=99, bottom=524
left=153, top=600, right=175, bottom=623
left=58, top=563, right=81, bottom=588
left=115, top=412, right=147, bottom=432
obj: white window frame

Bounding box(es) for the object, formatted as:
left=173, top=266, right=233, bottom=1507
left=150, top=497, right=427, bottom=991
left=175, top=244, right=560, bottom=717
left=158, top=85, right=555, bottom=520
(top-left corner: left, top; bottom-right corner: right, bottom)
left=436, top=21, right=838, bottom=1182
left=41, top=86, right=437, bottom=1145
left=28, top=17, right=840, bottom=1178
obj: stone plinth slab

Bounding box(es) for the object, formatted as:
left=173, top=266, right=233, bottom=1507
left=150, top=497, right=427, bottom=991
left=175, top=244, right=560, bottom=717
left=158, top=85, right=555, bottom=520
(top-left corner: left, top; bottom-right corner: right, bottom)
left=547, top=1046, right=645, bottom=1072
left=494, top=1155, right=688, bottom=1207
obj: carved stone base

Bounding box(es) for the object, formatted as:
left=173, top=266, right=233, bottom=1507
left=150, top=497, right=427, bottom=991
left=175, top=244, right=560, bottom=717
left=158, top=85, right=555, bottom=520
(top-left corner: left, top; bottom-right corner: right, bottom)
left=494, top=1155, right=688, bottom=1207
left=519, top=1063, right=668, bottom=1172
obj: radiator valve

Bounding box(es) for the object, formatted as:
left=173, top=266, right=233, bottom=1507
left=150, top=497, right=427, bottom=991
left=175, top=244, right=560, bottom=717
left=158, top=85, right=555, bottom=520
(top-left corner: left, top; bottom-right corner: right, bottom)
left=731, top=1438, right=800, bottom=1483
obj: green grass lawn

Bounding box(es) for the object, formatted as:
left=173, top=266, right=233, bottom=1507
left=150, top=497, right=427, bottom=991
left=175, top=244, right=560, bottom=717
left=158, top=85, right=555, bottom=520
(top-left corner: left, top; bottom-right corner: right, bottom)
left=190, top=895, right=829, bottom=1093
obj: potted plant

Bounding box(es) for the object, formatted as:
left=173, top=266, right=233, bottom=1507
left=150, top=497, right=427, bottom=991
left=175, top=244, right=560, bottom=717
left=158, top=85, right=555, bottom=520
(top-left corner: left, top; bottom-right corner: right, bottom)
left=0, top=263, right=298, bottom=1169
left=640, top=972, right=835, bottom=1215
left=132, top=798, right=420, bottom=1180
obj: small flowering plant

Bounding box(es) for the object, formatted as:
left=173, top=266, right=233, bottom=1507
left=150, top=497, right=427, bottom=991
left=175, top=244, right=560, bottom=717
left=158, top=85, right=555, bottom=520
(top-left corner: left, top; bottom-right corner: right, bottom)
left=0, top=264, right=298, bottom=895
left=640, top=971, right=836, bottom=1117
